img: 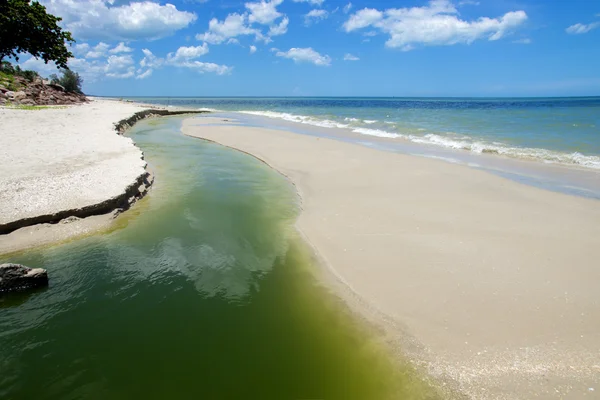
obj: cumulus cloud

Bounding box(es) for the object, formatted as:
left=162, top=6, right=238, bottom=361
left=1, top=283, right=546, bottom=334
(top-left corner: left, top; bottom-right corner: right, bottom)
left=197, top=0, right=288, bottom=45
left=40, top=0, right=196, bottom=41
left=72, top=43, right=90, bottom=56
left=269, top=17, right=289, bottom=36
left=136, top=69, right=153, bottom=80
left=140, top=48, right=165, bottom=69
left=343, top=53, right=359, bottom=61
left=247, top=0, right=283, bottom=25
left=566, top=21, right=600, bottom=34
left=249, top=45, right=257, bottom=54
left=138, top=47, right=232, bottom=76
left=292, top=0, right=325, bottom=5
left=110, top=42, right=134, bottom=54
left=105, top=54, right=135, bottom=78
left=304, top=9, right=328, bottom=26
left=167, top=44, right=210, bottom=63
left=86, top=42, right=110, bottom=58
left=275, top=47, right=331, bottom=66
left=196, top=13, right=258, bottom=44
left=343, top=0, right=527, bottom=51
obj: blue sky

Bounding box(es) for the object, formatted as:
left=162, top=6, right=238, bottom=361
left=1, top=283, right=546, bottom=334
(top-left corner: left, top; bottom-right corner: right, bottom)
left=19, top=0, right=600, bottom=97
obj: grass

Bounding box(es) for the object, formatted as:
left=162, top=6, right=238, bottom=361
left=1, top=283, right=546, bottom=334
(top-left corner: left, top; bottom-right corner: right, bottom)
left=0, top=71, right=20, bottom=91
left=3, top=104, right=66, bottom=110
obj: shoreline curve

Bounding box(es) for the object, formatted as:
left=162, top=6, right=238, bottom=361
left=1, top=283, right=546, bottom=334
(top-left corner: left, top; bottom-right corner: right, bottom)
left=0, top=99, right=203, bottom=253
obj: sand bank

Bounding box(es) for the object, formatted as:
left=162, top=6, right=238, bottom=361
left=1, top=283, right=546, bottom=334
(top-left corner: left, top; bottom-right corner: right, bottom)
left=0, top=99, right=200, bottom=254
left=182, top=116, right=600, bottom=399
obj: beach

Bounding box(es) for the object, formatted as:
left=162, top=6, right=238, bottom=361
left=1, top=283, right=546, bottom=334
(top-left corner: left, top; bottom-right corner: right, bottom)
left=2, top=99, right=599, bottom=399
left=183, top=116, right=600, bottom=399
left=0, top=99, right=198, bottom=253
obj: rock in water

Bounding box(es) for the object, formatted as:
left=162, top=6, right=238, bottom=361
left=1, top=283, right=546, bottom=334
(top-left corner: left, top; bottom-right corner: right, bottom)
left=0, top=264, right=49, bottom=293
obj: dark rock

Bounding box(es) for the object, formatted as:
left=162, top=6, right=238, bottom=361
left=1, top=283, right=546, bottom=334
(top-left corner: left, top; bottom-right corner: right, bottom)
left=0, top=263, right=49, bottom=293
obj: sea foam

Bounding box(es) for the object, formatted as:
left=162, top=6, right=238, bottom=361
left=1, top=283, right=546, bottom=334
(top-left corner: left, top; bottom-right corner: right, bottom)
left=238, top=110, right=600, bottom=170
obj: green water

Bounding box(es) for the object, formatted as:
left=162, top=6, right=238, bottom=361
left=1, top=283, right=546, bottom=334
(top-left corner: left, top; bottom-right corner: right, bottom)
left=0, top=117, right=438, bottom=399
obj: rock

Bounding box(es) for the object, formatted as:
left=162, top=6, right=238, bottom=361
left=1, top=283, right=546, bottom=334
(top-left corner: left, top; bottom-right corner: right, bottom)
left=12, top=91, right=26, bottom=100
left=0, top=264, right=49, bottom=293
left=48, top=83, right=65, bottom=92
left=20, top=99, right=35, bottom=105
left=5, top=90, right=15, bottom=99
left=0, top=84, right=7, bottom=93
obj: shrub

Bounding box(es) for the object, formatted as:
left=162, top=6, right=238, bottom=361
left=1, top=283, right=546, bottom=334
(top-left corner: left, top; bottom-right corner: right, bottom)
left=56, top=69, right=82, bottom=93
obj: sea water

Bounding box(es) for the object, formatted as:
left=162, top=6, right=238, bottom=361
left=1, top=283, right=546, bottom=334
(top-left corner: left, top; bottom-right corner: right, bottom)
left=128, top=97, right=600, bottom=199
left=0, top=117, right=438, bottom=399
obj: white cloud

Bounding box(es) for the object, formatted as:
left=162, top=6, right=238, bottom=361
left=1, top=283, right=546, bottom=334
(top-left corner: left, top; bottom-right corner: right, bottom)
left=343, top=0, right=527, bottom=51
left=343, top=53, right=359, bottom=61
left=140, top=48, right=164, bottom=69
left=136, top=69, right=153, bottom=79
left=197, top=0, right=288, bottom=45
left=20, top=57, right=60, bottom=76
left=196, top=13, right=258, bottom=44
left=40, top=0, right=196, bottom=41
left=304, top=9, right=328, bottom=25
left=292, top=0, right=325, bottom=5
left=246, top=0, right=283, bottom=25
left=105, top=54, right=135, bottom=78
left=167, top=44, right=210, bottom=63
left=139, top=47, right=232, bottom=76
left=566, top=21, right=600, bottom=34
left=343, top=2, right=352, bottom=14
left=513, top=38, right=531, bottom=44
left=250, top=45, right=257, bottom=54
left=72, top=43, right=90, bottom=56
left=110, top=42, right=134, bottom=54
left=269, top=16, right=289, bottom=36
left=86, top=42, right=110, bottom=58
left=458, top=0, right=480, bottom=5
left=275, top=47, right=331, bottom=66
left=172, top=61, right=232, bottom=75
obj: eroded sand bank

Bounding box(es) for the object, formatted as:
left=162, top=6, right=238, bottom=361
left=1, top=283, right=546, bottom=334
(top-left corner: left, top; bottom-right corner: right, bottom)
left=0, top=99, right=155, bottom=253
left=183, top=116, right=600, bottom=400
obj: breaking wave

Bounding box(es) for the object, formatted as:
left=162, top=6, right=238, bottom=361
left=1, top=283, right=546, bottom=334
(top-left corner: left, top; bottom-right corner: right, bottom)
left=238, top=110, right=600, bottom=170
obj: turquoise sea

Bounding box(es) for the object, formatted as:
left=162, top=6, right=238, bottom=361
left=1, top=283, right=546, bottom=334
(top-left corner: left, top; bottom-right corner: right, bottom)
left=125, top=96, right=600, bottom=199
left=129, top=97, right=600, bottom=170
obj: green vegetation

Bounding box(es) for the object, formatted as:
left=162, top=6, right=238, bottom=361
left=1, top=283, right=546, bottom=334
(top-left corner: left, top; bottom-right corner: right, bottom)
left=0, top=61, right=82, bottom=94
left=49, top=69, right=83, bottom=94
left=5, top=104, right=63, bottom=110
left=0, top=0, right=74, bottom=69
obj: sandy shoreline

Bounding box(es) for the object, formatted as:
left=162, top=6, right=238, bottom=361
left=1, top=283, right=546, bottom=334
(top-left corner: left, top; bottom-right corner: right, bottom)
left=0, top=99, right=198, bottom=254
left=183, top=116, right=600, bottom=399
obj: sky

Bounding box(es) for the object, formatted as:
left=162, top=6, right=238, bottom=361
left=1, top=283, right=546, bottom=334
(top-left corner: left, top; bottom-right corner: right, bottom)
left=17, top=0, right=600, bottom=97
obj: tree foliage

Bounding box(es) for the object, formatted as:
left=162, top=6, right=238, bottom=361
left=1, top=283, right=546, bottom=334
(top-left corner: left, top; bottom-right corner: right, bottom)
left=0, top=0, right=74, bottom=69
left=52, top=69, right=83, bottom=93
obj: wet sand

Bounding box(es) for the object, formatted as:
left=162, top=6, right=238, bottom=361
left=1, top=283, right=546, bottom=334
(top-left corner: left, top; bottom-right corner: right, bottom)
left=183, top=116, right=600, bottom=399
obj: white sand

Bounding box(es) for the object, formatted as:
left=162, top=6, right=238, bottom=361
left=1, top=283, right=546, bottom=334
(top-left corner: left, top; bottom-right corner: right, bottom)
left=0, top=99, right=148, bottom=229
left=183, top=118, right=600, bottom=400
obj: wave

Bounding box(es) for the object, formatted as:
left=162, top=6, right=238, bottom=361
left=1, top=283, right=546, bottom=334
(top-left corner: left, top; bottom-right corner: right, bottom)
left=237, top=110, right=600, bottom=170
left=240, top=110, right=349, bottom=129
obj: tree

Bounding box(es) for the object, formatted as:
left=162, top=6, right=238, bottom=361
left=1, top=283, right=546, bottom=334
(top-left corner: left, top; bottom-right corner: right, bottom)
left=55, top=69, right=83, bottom=93
left=0, top=0, right=74, bottom=69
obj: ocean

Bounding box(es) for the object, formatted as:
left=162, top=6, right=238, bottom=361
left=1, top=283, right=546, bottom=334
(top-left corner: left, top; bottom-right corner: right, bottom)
left=125, top=96, right=600, bottom=199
